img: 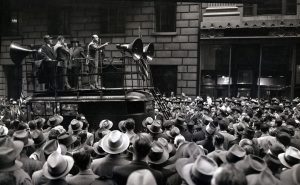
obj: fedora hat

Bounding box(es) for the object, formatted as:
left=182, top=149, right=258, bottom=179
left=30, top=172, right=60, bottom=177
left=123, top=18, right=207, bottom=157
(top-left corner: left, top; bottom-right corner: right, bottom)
left=163, top=120, right=174, bottom=128
left=118, top=120, right=127, bottom=132
left=101, top=130, right=130, bottom=154
left=226, top=144, right=246, bottom=163
left=235, top=155, right=267, bottom=175
left=126, top=169, right=157, bottom=185
left=157, top=137, right=173, bottom=153
left=247, top=170, right=281, bottom=185
left=142, top=117, right=154, bottom=128
left=43, top=34, right=53, bottom=40
left=278, top=146, right=300, bottom=168
left=280, top=164, right=300, bottom=185
left=0, top=136, right=24, bottom=172
left=0, top=125, right=8, bottom=136
left=267, top=143, right=285, bottom=158
left=166, top=126, right=180, bottom=139
left=69, top=119, right=83, bottom=132
left=47, top=115, right=63, bottom=127
left=31, top=130, right=46, bottom=146
left=13, top=130, right=34, bottom=147
left=43, top=151, right=74, bottom=180
left=58, top=132, right=77, bottom=147
left=93, top=139, right=106, bottom=155
left=147, top=121, right=163, bottom=134
left=43, top=139, right=60, bottom=156
left=99, top=119, right=113, bottom=130
left=147, top=141, right=169, bottom=164
left=177, top=155, right=218, bottom=185
left=264, top=154, right=282, bottom=172
left=183, top=142, right=206, bottom=158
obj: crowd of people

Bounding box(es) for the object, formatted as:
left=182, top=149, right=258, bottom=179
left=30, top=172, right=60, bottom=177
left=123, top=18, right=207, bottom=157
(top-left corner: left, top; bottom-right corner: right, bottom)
left=1, top=95, right=300, bottom=185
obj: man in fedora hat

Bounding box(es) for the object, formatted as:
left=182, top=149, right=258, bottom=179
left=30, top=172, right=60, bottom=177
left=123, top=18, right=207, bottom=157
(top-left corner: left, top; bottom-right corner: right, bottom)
left=13, top=129, right=43, bottom=177
left=42, top=151, right=74, bottom=185
left=113, top=133, right=164, bottom=185
left=211, top=164, right=247, bottom=185
left=69, top=38, right=86, bottom=88
left=0, top=136, right=32, bottom=185
left=280, top=163, right=300, bottom=185
left=91, top=130, right=130, bottom=179
left=29, top=130, right=47, bottom=161
left=38, top=34, right=57, bottom=91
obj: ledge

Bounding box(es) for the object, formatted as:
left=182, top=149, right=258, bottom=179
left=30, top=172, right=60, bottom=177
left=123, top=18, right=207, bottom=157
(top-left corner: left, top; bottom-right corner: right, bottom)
left=151, top=32, right=178, bottom=36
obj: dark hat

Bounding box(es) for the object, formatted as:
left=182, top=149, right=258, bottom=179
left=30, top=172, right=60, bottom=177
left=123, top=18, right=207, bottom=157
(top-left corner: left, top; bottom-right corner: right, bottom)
left=280, top=164, right=300, bottom=185
left=43, top=139, right=59, bottom=156
left=243, top=126, right=255, bottom=137
left=31, top=130, right=46, bottom=146
left=101, top=130, right=130, bottom=154
left=13, top=130, right=34, bottom=147
left=166, top=126, right=180, bottom=139
left=43, top=35, right=53, bottom=40
left=278, top=146, right=300, bottom=169
left=71, top=38, right=79, bottom=43
left=147, top=141, right=169, bottom=164
left=264, top=154, right=282, bottom=172
left=235, top=155, right=267, bottom=175
left=47, top=115, right=63, bottom=127
left=276, top=131, right=291, bottom=146
left=247, top=170, right=281, bottom=185
left=93, top=139, right=106, bottom=155
left=176, top=155, right=218, bottom=185
left=226, top=144, right=246, bottom=163
left=58, top=133, right=77, bottom=147
left=42, top=151, right=74, bottom=180
left=0, top=136, right=24, bottom=172
left=70, top=119, right=83, bottom=132
left=147, top=120, right=163, bottom=134
left=142, top=117, right=154, bottom=128
left=268, top=143, right=285, bottom=157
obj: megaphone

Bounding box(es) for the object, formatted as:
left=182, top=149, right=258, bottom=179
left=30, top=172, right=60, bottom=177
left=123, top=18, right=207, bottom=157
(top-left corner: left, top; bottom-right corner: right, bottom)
left=143, top=43, right=154, bottom=61
left=9, top=42, right=36, bottom=65
left=116, top=38, right=143, bottom=61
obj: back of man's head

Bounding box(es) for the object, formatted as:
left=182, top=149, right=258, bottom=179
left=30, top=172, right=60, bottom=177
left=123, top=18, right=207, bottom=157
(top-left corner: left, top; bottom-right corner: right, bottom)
left=133, top=133, right=152, bottom=159
left=73, top=148, right=91, bottom=170
left=218, top=120, right=227, bottom=131
left=125, top=118, right=135, bottom=131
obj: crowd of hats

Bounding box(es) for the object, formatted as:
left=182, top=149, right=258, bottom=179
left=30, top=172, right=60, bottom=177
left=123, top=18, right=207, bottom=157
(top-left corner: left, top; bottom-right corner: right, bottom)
left=1, top=96, right=300, bottom=185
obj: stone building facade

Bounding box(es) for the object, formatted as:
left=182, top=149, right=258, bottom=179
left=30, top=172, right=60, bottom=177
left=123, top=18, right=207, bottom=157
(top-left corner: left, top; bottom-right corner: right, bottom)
left=0, top=0, right=200, bottom=99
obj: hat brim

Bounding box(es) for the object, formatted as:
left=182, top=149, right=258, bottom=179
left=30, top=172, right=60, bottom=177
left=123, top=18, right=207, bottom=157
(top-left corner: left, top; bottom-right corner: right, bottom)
left=118, top=122, right=126, bottom=133
left=93, top=141, right=107, bottom=155
left=176, top=158, right=194, bottom=179
left=148, top=148, right=169, bottom=165
left=101, top=134, right=130, bottom=154
left=0, top=126, right=8, bottom=136
left=147, top=125, right=163, bottom=134
left=180, top=163, right=196, bottom=185
left=99, top=122, right=113, bottom=130
left=278, top=153, right=293, bottom=168
left=0, top=160, right=23, bottom=172
left=42, top=155, right=74, bottom=180
left=24, top=138, right=34, bottom=147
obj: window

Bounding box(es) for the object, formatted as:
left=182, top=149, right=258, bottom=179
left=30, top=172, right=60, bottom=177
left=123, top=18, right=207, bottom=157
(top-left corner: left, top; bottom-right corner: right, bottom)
left=155, top=1, right=176, bottom=32
left=243, top=0, right=296, bottom=16
left=47, top=7, right=70, bottom=35
left=0, top=1, right=20, bottom=36
left=99, top=6, right=126, bottom=34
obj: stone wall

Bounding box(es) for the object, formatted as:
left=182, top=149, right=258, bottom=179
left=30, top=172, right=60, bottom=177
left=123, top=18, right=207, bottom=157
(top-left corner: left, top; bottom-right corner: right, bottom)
left=0, top=1, right=200, bottom=97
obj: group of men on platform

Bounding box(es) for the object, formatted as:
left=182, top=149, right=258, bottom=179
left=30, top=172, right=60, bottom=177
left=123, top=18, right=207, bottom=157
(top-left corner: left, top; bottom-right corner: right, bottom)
left=38, top=34, right=108, bottom=91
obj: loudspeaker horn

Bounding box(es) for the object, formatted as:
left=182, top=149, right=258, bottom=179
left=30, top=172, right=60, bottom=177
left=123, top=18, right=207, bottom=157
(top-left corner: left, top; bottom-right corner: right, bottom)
left=143, top=43, right=154, bottom=61
left=9, top=42, right=36, bottom=65
left=116, top=38, right=143, bottom=61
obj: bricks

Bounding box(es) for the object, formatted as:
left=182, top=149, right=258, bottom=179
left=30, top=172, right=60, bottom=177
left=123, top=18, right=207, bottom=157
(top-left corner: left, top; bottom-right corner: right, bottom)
left=112, top=38, right=125, bottom=44
left=172, top=36, right=189, bottom=43
left=178, top=66, right=187, bottom=72
left=190, top=5, right=200, bottom=12
left=156, top=37, right=172, bottom=43
left=180, top=43, right=197, bottom=50
left=133, top=29, right=149, bottom=36
left=181, top=13, right=199, bottom=20
left=164, top=43, right=180, bottom=50
left=188, top=51, right=198, bottom=58
left=142, top=7, right=154, bottom=14
left=188, top=66, right=197, bottom=72
left=172, top=51, right=188, bottom=58
left=189, top=35, right=198, bottom=42
left=85, top=23, right=99, bottom=30
left=177, top=5, right=189, bottom=13
left=126, top=22, right=141, bottom=29
left=182, top=87, right=196, bottom=96
left=189, top=20, right=199, bottom=27
left=183, top=58, right=198, bottom=65
left=177, top=20, right=189, bottom=28
left=180, top=28, right=198, bottom=35
left=141, top=22, right=153, bottom=29
left=155, top=51, right=171, bottom=58
left=134, top=15, right=150, bottom=22
left=178, top=80, right=187, bottom=87
left=188, top=81, right=197, bottom=87
left=154, top=58, right=182, bottom=65
left=182, top=73, right=197, bottom=80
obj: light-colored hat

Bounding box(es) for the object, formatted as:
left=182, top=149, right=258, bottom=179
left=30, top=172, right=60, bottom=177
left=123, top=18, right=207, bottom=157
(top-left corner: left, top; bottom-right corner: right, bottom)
left=42, top=151, right=74, bottom=179
left=278, top=146, right=300, bottom=168
left=99, top=119, right=113, bottom=130
left=101, top=130, right=130, bottom=154
left=0, top=125, right=8, bottom=136
left=13, top=130, right=34, bottom=147
left=126, top=169, right=157, bottom=185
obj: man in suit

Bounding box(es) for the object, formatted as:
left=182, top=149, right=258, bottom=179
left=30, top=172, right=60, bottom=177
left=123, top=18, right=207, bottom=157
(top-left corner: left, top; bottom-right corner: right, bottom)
left=113, top=133, right=164, bottom=185
left=38, top=35, right=57, bottom=91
